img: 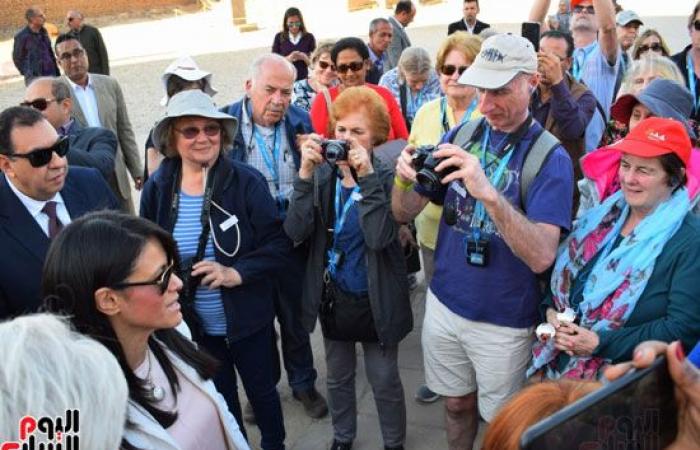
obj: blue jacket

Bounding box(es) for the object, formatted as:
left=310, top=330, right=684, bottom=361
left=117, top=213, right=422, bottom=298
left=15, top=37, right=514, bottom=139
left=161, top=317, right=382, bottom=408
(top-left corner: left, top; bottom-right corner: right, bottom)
left=140, top=156, right=292, bottom=342
left=222, top=98, right=313, bottom=170
left=0, top=167, right=119, bottom=319
left=12, top=26, right=60, bottom=80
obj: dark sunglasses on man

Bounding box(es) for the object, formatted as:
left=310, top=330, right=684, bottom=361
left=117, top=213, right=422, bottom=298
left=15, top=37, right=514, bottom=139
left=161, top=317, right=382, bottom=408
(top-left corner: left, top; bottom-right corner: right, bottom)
left=111, top=261, right=175, bottom=295
left=20, top=98, right=57, bottom=111
left=441, top=65, right=469, bottom=77
left=573, top=5, right=595, bottom=14
left=9, top=136, right=70, bottom=168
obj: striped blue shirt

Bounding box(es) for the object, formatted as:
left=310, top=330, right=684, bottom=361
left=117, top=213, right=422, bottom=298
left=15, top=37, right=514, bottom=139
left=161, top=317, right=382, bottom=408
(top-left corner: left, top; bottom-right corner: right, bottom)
left=173, top=192, right=227, bottom=336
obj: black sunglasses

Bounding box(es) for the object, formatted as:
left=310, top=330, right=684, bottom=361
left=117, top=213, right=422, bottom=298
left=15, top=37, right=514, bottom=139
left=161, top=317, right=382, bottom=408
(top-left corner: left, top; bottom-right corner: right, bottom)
left=694, top=20, right=700, bottom=31
left=174, top=123, right=221, bottom=139
left=317, top=60, right=336, bottom=71
left=573, top=5, right=595, bottom=14
left=20, top=98, right=57, bottom=111
left=638, top=42, right=663, bottom=54
left=111, top=262, right=175, bottom=295
left=336, top=61, right=365, bottom=74
left=441, top=65, right=469, bottom=76
left=10, top=136, right=69, bottom=167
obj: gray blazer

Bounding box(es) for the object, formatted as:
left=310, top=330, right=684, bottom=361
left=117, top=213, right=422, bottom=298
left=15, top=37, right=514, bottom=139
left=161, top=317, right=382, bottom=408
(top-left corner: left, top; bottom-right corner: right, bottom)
left=386, top=16, right=411, bottom=71
left=65, top=74, right=142, bottom=206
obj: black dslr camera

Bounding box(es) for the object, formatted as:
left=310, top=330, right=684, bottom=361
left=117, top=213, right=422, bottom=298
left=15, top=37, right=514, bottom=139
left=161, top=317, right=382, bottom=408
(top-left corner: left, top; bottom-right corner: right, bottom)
left=412, top=145, right=458, bottom=193
left=320, top=139, right=349, bottom=164
left=178, top=257, right=204, bottom=303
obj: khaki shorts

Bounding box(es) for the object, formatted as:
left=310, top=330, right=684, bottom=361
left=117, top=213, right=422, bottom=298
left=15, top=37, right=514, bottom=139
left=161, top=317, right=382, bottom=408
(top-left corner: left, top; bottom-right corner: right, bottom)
left=422, top=289, right=534, bottom=421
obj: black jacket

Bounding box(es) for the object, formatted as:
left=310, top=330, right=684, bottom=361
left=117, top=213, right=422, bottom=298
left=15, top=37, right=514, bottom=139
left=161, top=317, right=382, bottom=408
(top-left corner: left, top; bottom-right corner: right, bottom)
left=70, top=24, right=110, bottom=75
left=671, top=45, right=700, bottom=124
left=283, top=160, right=412, bottom=346
left=447, top=19, right=490, bottom=35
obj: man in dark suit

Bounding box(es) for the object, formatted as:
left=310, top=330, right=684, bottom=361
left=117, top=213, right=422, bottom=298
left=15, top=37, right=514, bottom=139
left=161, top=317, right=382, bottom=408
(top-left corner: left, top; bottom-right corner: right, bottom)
left=386, top=0, right=416, bottom=71
left=0, top=106, right=119, bottom=319
left=23, top=77, right=118, bottom=193
left=448, top=0, right=490, bottom=35
left=55, top=34, right=142, bottom=213
left=65, top=10, right=110, bottom=75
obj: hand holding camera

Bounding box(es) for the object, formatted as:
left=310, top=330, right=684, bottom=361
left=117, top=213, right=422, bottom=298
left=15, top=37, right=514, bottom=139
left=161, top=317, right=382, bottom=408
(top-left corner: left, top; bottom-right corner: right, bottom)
left=537, top=50, right=563, bottom=87
left=299, top=134, right=326, bottom=180
left=343, top=137, right=373, bottom=178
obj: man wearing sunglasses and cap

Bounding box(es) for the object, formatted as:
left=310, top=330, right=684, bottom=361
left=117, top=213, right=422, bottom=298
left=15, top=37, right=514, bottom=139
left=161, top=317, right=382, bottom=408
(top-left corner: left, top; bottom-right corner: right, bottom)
left=0, top=106, right=119, bottom=320
left=23, top=76, right=119, bottom=198
left=530, top=0, right=619, bottom=152
left=393, top=34, right=574, bottom=450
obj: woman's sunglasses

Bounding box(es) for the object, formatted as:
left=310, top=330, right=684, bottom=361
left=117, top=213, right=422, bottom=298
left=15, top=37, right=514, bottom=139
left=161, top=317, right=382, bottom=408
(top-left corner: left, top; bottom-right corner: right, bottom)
left=638, top=43, right=663, bottom=54
left=10, top=136, right=69, bottom=167
left=111, top=262, right=175, bottom=295
left=336, top=61, right=365, bottom=74
left=174, top=123, right=221, bottom=139
left=694, top=20, right=700, bottom=31
left=19, top=97, right=57, bottom=111
left=317, top=60, right=336, bottom=71
left=440, top=65, right=469, bottom=77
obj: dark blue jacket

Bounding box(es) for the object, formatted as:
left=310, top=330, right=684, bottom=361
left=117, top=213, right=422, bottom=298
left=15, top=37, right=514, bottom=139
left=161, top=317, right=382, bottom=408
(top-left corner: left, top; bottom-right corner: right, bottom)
left=140, top=156, right=292, bottom=342
left=66, top=120, right=118, bottom=189
left=12, top=26, right=60, bottom=81
left=222, top=98, right=313, bottom=170
left=0, top=167, right=119, bottom=319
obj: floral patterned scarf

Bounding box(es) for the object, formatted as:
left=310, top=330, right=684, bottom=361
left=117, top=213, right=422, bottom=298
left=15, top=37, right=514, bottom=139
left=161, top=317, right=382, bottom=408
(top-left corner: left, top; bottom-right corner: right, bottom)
left=528, top=188, right=690, bottom=380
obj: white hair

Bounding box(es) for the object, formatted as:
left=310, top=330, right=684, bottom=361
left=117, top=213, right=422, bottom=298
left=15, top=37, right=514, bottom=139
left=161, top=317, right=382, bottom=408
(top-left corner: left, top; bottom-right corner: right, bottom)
left=249, top=53, right=297, bottom=86
left=398, top=47, right=433, bottom=80
left=0, top=314, right=128, bottom=448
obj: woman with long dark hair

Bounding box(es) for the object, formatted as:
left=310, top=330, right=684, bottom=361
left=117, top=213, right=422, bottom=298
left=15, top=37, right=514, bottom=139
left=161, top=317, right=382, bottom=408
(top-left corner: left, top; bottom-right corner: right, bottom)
left=42, top=210, right=250, bottom=450
left=272, top=7, right=316, bottom=81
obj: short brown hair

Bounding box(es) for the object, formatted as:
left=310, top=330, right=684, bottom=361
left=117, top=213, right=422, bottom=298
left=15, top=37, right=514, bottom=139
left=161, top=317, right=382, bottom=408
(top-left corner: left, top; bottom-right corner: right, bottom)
left=331, top=87, right=390, bottom=147
left=435, top=31, right=482, bottom=74
left=483, top=380, right=601, bottom=450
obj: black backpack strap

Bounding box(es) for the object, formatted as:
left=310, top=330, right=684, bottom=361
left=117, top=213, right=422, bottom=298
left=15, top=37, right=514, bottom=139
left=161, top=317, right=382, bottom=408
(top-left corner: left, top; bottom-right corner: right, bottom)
left=399, top=83, right=411, bottom=131
left=449, top=117, right=485, bottom=147
left=520, top=129, right=561, bottom=208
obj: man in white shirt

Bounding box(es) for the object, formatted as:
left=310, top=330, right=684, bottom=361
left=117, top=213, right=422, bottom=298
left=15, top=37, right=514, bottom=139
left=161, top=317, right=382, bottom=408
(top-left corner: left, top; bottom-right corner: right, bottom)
left=0, top=106, right=118, bottom=319
left=54, top=33, right=142, bottom=213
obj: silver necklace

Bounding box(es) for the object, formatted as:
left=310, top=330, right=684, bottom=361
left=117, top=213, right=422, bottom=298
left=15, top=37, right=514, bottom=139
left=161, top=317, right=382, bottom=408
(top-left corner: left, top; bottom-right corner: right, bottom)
left=143, top=349, right=165, bottom=402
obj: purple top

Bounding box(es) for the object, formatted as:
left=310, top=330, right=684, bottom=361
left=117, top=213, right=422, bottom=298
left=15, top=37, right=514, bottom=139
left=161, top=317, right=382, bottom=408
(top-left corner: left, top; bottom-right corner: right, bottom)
left=272, top=32, right=316, bottom=81
left=532, top=79, right=597, bottom=141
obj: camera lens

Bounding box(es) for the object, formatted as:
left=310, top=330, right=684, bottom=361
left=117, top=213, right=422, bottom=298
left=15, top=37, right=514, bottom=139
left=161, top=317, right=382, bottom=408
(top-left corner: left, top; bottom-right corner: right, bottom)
left=416, top=169, right=442, bottom=193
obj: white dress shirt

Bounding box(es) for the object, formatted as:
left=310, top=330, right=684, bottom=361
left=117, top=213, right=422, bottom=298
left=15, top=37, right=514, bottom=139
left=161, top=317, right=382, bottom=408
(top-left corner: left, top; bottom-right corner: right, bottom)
left=6, top=177, right=71, bottom=237
left=67, top=75, right=102, bottom=127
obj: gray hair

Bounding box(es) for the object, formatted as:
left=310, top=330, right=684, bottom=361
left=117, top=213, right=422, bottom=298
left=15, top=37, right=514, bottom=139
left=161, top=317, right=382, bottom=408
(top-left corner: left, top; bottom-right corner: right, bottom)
left=0, top=314, right=127, bottom=448
left=249, top=53, right=297, bottom=86
left=398, top=47, right=433, bottom=80
left=369, top=17, right=390, bottom=34
left=619, top=54, right=685, bottom=96
left=29, top=77, right=72, bottom=101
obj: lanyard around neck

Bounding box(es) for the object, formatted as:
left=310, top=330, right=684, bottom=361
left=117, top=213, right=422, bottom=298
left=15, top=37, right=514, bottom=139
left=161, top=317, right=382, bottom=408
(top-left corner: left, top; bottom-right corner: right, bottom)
left=327, top=179, right=360, bottom=275
left=253, top=125, right=281, bottom=192
left=441, top=96, right=477, bottom=133
left=687, top=53, right=699, bottom=113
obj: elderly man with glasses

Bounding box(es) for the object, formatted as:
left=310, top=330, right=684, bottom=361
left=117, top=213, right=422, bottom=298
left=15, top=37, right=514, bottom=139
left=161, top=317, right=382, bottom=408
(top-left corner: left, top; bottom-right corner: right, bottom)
left=0, top=106, right=118, bottom=321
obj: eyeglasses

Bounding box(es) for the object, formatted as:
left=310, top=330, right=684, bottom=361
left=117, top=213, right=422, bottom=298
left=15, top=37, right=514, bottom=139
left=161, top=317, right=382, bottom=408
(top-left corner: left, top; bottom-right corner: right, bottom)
left=174, top=123, right=221, bottom=139
left=336, top=61, right=365, bottom=74
left=19, top=98, right=57, bottom=111
left=58, top=48, right=85, bottom=62
left=111, top=262, right=175, bottom=295
left=9, top=136, right=69, bottom=167
left=440, top=65, right=469, bottom=76
left=67, top=17, right=77, bottom=22
left=693, top=20, right=700, bottom=31
left=317, top=60, right=336, bottom=71
left=287, top=21, right=302, bottom=27
left=638, top=42, right=663, bottom=54
left=573, top=5, right=595, bottom=14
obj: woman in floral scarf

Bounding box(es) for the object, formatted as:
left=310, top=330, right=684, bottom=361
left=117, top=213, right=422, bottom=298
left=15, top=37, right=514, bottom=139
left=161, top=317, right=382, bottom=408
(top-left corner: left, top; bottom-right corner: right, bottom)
left=529, top=117, right=700, bottom=380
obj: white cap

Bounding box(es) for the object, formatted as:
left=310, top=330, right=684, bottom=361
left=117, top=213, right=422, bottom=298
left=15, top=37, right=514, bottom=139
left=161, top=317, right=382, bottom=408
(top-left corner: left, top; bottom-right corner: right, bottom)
left=458, top=33, right=537, bottom=90
left=160, top=55, right=217, bottom=106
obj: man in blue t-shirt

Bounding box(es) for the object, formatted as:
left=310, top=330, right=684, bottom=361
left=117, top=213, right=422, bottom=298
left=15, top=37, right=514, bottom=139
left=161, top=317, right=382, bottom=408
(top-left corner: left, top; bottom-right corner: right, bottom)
left=392, top=34, right=574, bottom=449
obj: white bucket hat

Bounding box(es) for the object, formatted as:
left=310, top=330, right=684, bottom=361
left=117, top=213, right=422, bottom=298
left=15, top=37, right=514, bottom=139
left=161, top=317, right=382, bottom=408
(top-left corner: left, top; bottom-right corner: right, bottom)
left=152, top=90, right=238, bottom=151
left=160, top=55, right=218, bottom=106
left=458, top=33, right=537, bottom=90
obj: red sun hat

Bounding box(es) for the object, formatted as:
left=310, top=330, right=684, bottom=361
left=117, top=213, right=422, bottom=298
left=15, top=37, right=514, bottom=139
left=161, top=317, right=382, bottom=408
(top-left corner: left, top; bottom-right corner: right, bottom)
left=570, top=0, right=590, bottom=8
left=607, top=117, right=691, bottom=167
